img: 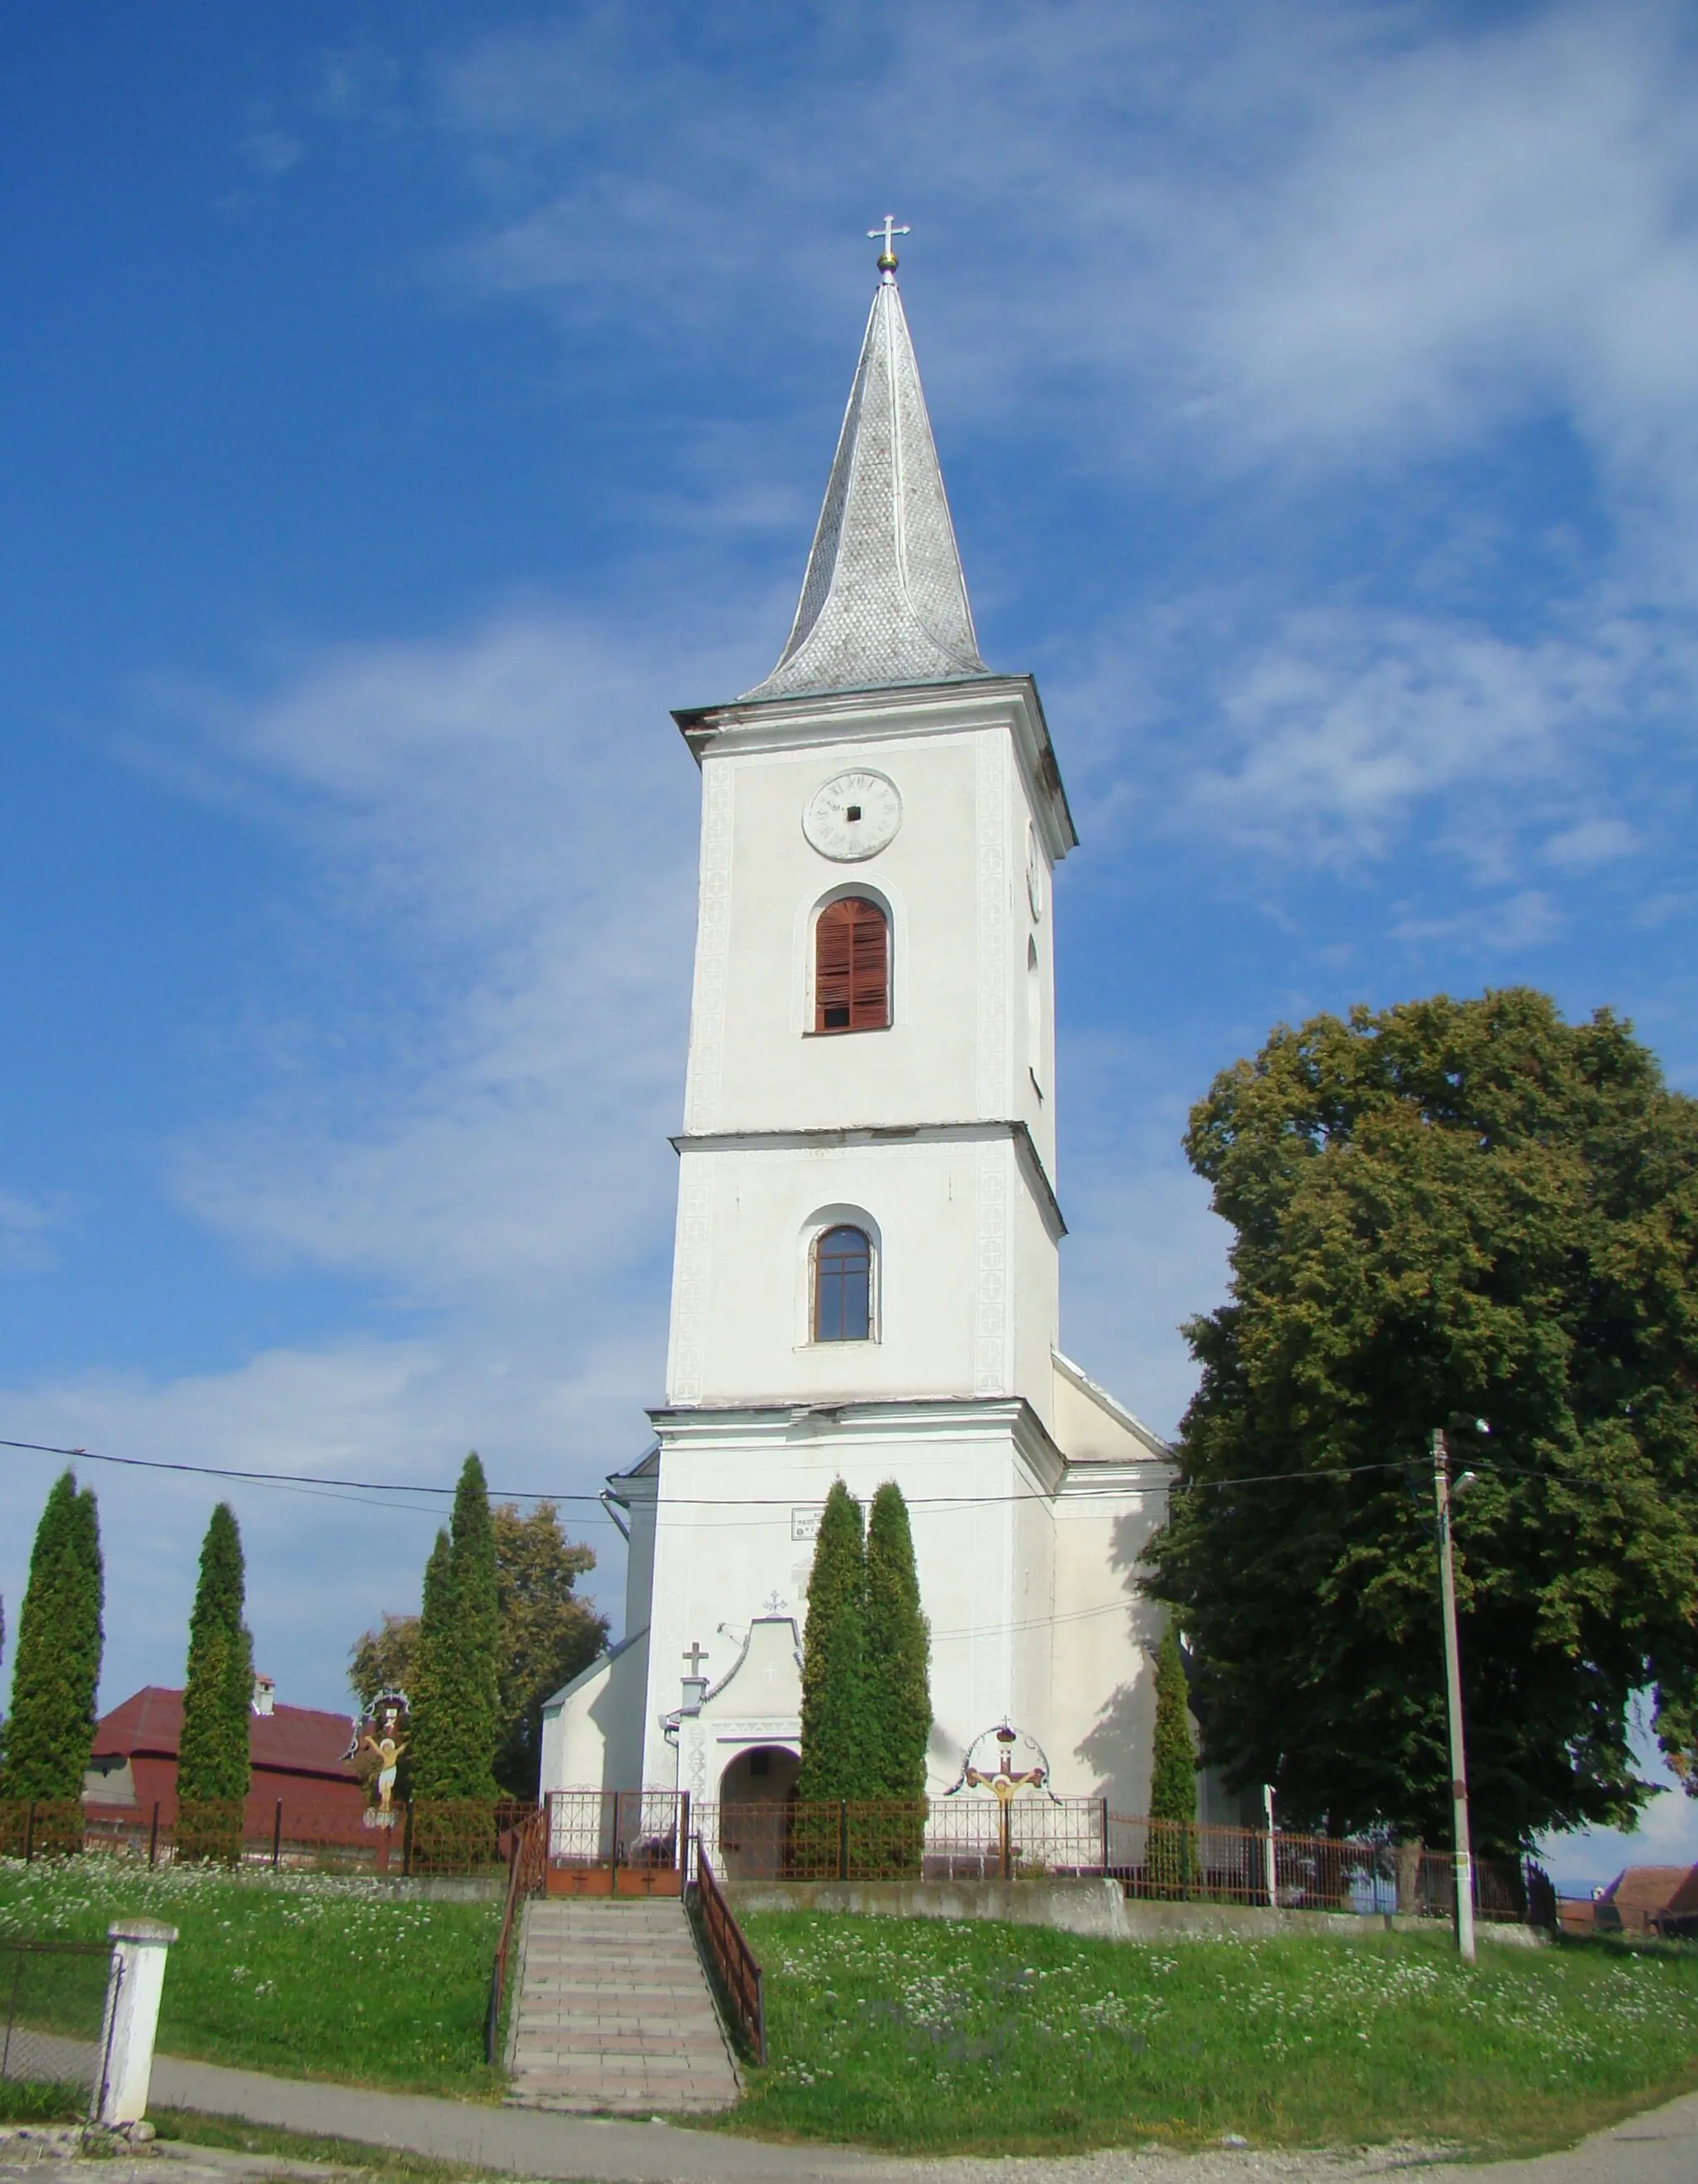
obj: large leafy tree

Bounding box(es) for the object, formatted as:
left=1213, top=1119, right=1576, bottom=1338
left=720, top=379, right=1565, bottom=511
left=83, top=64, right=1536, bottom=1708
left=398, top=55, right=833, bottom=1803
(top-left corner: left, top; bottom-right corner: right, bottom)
left=2, top=1470, right=104, bottom=1802
left=409, top=1455, right=502, bottom=1800
left=1143, top=989, right=1698, bottom=1853
left=797, top=1479, right=869, bottom=1799
left=177, top=1502, right=254, bottom=1808
left=351, top=1501, right=606, bottom=1798
left=863, top=1483, right=931, bottom=1798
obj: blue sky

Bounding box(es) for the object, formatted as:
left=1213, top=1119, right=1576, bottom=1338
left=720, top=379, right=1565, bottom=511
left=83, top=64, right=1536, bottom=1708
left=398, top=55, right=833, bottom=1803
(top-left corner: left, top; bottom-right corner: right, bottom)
left=2, top=2, right=1696, bottom=1885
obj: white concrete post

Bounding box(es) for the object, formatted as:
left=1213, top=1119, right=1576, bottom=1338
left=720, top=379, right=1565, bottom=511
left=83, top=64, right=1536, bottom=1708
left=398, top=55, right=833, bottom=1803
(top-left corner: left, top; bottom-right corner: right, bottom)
left=98, top=1919, right=177, bottom=2127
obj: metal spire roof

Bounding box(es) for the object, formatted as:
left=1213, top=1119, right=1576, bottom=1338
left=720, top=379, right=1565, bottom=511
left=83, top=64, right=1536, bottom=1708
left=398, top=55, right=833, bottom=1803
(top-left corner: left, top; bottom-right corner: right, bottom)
left=740, top=231, right=990, bottom=702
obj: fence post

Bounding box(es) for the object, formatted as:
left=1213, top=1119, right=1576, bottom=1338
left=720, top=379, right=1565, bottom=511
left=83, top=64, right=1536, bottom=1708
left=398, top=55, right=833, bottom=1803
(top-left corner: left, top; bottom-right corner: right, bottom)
left=271, top=1800, right=284, bottom=1870
left=1099, top=1798, right=1109, bottom=1877
left=837, top=1800, right=849, bottom=1882
left=401, top=1801, right=414, bottom=1877
left=98, top=1919, right=177, bottom=2127
left=610, top=1792, right=623, bottom=1891
left=23, top=1802, right=36, bottom=1865
left=678, top=1791, right=690, bottom=1882
left=1000, top=1797, right=1012, bottom=1884
left=147, top=1804, right=160, bottom=1869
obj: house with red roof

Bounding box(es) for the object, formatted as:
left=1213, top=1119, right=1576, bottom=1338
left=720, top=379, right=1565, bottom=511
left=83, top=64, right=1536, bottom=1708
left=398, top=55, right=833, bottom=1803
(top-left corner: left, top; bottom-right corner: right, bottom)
left=1594, top=1865, right=1698, bottom=1935
left=84, top=1680, right=368, bottom=1842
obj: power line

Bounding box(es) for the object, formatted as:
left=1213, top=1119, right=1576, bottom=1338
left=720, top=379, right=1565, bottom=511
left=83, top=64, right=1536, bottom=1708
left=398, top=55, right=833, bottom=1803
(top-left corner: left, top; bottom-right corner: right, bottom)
left=0, top=1430, right=1634, bottom=1518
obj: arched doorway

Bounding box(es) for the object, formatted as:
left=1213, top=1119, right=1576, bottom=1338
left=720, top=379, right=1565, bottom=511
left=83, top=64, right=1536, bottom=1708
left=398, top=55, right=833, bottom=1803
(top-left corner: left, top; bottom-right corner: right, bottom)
left=716, top=1745, right=800, bottom=1877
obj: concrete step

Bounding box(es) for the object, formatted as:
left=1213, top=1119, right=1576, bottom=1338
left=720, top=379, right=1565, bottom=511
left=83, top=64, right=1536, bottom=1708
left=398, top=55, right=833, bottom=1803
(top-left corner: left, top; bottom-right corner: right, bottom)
left=503, top=1896, right=741, bottom=2117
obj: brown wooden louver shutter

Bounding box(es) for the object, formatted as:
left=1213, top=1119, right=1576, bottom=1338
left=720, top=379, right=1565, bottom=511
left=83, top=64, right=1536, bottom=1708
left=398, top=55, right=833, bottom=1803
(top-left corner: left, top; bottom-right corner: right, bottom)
left=815, top=897, right=889, bottom=1031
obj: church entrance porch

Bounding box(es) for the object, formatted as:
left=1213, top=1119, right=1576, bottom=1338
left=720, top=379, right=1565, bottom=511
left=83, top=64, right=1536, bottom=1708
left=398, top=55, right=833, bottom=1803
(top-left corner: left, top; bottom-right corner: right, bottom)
left=715, top=1745, right=800, bottom=1878
left=541, top=1788, right=687, bottom=1896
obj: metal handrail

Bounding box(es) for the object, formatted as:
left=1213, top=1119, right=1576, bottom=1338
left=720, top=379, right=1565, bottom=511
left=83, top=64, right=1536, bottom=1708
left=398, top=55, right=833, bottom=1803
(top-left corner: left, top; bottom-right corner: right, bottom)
left=485, top=1804, right=546, bottom=2064
left=691, top=1837, right=765, bottom=2066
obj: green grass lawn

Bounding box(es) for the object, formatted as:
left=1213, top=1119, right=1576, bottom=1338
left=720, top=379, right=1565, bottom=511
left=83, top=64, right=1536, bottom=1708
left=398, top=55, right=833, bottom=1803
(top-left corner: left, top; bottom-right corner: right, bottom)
left=0, top=1857, right=501, bottom=2099
left=728, top=1911, right=1698, bottom=2157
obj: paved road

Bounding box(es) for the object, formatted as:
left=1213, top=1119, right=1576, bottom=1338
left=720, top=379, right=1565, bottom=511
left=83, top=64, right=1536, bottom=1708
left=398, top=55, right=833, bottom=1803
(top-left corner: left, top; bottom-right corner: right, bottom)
left=144, top=2054, right=1698, bottom=2184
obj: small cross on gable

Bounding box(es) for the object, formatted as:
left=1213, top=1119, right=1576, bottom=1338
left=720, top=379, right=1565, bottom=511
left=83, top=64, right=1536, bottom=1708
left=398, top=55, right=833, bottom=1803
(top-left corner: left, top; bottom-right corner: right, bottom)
left=682, top=1639, right=709, bottom=1677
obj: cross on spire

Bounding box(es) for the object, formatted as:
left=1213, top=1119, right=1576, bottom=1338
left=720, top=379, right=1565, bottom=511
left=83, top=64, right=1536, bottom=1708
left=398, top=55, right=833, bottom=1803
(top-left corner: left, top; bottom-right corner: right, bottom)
left=868, top=214, right=910, bottom=281
left=682, top=1640, right=709, bottom=1677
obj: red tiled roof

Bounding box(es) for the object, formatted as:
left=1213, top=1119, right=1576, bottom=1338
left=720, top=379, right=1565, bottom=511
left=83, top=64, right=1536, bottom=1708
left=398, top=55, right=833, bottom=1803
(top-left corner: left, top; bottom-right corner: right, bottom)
left=93, top=1687, right=359, bottom=1784
left=1600, top=1866, right=1697, bottom=1919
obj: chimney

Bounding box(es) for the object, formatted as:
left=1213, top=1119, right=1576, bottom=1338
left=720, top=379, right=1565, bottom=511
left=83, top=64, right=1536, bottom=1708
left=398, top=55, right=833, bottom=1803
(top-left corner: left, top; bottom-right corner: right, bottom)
left=252, top=1674, right=276, bottom=1717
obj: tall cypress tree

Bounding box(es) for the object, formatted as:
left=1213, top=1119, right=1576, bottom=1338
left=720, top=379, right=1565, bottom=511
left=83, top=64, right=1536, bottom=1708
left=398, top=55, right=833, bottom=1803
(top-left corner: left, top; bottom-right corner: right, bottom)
left=177, top=1503, right=254, bottom=1813
left=410, top=1456, right=499, bottom=1800
left=2, top=1470, right=104, bottom=1803
left=863, top=1483, right=930, bottom=1799
left=406, top=1529, right=454, bottom=1798
left=1147, top=1622, right=1196, bottom=1895
left=797, top=1479, right=867, bottom=1800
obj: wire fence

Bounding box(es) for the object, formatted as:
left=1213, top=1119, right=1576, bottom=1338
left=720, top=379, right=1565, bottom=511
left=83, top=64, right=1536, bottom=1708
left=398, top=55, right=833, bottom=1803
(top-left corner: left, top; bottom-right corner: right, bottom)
left=0, top=1938, right=113, bottom=2123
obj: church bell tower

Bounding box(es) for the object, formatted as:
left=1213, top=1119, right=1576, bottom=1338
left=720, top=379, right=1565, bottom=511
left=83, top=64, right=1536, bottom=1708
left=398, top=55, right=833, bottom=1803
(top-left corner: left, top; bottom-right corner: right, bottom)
left=541, top=231, right=1168, bottom=1813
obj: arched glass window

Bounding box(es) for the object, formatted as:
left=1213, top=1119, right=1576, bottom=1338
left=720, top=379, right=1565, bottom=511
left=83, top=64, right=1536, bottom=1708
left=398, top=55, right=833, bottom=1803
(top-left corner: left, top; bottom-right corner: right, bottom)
left=814, top=1225, right=871, bottom=1342
left=814, top=897, right=889, bottom=1033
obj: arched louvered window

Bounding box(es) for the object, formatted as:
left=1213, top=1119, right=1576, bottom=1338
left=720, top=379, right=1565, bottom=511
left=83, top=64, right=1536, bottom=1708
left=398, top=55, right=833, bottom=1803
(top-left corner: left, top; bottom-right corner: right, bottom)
left=814, top=897, right=889, bottom=1033
left=814, top=1225, right=872, bottom=1342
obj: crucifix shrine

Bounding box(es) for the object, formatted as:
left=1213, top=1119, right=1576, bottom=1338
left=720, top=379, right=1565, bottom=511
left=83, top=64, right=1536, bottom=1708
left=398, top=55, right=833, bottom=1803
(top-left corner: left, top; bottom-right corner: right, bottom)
left=538, top=222, right=1177, bottom=1828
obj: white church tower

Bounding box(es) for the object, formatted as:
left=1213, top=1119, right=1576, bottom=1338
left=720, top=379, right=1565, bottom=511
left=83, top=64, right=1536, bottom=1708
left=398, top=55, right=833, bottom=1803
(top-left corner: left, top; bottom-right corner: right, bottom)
left=542, top=232, right=1171, bottom=1813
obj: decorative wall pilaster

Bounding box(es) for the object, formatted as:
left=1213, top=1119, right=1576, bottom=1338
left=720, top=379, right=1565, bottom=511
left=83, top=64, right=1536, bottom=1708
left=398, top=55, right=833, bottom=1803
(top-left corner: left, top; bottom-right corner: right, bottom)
left=683, top=759, right=735, bottom=1136
left=667, top=1157, right=714, bottom=1405
left=974, top=1135, right=1010, bottom=1395
left=975, top=729, right=1009, bottom=1118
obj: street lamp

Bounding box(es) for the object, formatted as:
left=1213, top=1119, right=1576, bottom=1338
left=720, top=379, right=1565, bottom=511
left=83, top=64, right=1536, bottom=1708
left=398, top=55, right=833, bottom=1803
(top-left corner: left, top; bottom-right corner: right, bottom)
left=1431, top=1420, right=1487, bottom=1964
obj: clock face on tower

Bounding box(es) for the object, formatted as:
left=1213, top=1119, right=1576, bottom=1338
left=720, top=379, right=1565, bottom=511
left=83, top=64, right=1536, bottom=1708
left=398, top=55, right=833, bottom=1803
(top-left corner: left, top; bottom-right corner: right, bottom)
left=802, top=769, right=903, bottom=861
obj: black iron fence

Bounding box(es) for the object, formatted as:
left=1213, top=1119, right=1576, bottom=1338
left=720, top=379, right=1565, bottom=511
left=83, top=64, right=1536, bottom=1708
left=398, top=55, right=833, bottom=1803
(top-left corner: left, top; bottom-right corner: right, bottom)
left=690, top=1797, right=1551, bottom=1924
left=0, top=1939, right=112, bottom=2123
left=70, top=1799, right=534, bottom=1876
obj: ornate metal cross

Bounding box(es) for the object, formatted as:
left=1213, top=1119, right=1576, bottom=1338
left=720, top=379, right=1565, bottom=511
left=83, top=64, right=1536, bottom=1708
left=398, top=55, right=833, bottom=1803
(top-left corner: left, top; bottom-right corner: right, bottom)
left=868, top=215, right=910, bottom=275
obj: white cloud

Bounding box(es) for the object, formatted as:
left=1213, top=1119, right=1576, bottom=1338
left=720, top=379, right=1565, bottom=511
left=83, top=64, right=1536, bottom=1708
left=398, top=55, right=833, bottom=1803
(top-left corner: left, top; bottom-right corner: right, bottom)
left=0, top=1187, right=73, bottom=1274
left=427, top=3, right=1698, bottom=521
left=1543, top=817, right=1637, bottom=869
left=1541, top=1717, right=1698, bottom=1889
left=1060, top=599, right=1674, bottom=885
left=0, top=1330, right=642, bottom=1722
left=164, top=609, right=746, bottom=1298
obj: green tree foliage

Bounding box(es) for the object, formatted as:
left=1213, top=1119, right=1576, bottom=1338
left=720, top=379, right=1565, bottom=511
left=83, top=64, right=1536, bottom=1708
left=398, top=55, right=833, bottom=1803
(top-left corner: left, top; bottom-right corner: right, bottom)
left=1147, top=1623, right=1196, bottom=1895
left=863, top=1483, right=931, bottom=1798
left=798, top=1479, right=868, bottom=1800
left=1143, top=989, right=1698, bottom=1852
left=409, top=1455, right=502, bottom=1800
left=177, top=1502, right=254, bottom=1805
left=405, top=1529, right=454, bottom=1798
left=351, top=1501, right=606, bottom=1798
left=1, top=1470, right=104, bottom=1801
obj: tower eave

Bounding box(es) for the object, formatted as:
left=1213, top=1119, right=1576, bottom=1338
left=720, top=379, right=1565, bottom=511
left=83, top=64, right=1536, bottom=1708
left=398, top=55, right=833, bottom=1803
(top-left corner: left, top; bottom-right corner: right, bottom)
left=671, top=671, right=1079, bottom=858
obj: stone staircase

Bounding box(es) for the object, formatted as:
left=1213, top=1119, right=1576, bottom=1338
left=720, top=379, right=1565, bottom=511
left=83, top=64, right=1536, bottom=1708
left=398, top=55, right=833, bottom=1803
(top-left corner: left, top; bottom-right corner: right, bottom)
left=504, top=1897, right=741, bottom=2115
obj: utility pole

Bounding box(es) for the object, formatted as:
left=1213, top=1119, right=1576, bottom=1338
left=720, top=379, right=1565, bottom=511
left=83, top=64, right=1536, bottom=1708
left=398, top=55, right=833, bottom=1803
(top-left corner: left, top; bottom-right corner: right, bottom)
left=1432, top=1427, right=1476, bottom=1964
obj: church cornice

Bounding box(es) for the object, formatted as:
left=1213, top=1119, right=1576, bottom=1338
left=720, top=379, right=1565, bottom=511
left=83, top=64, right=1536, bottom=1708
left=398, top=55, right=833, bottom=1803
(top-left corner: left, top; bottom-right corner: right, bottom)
left=642, top=1393, right=1164, bottom=1504
left=669, top=1117, right=1066, bottom=1240
left=671, top=673, right=1078, bottom=863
